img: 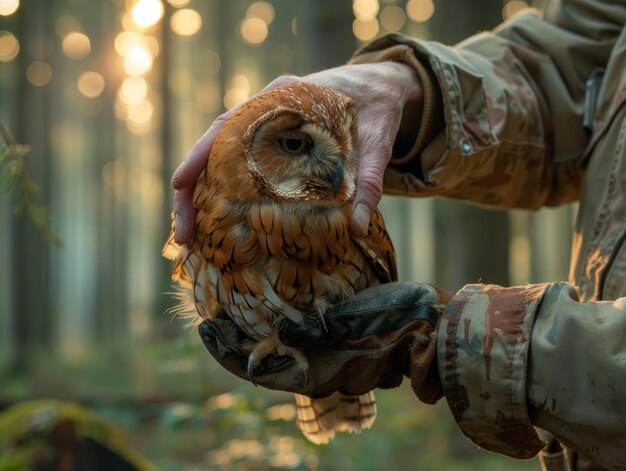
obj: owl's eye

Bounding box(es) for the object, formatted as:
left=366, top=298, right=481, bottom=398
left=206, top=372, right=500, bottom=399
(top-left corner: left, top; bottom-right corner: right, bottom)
left=278, top=137, right=308, bottom=155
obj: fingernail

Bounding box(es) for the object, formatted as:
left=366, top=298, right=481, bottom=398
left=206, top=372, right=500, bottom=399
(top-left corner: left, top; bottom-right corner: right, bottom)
left=351, top=203, right=370, bottom=237
left=171, top=161, right=186, bottom=189
left=171, top=174, right=182, bottom=190
left=174, top=212, right=185, bottom=243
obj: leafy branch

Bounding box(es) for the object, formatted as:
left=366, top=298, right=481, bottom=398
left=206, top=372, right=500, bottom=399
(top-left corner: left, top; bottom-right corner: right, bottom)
left=0, top=121, right=62, bottom=247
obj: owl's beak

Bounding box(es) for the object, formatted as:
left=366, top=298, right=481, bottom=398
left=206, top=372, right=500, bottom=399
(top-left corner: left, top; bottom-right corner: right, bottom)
left=332, top=158, right=344, bottom=193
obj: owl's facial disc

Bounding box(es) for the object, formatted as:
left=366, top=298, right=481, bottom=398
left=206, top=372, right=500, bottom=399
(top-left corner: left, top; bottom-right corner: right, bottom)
left=275, top=131, right=343, bottom=193
left=332, top=158, right=344, bottom=193
left=244, top=108, right=357, bottom=203
left=277, top=126, right=347, bottom=196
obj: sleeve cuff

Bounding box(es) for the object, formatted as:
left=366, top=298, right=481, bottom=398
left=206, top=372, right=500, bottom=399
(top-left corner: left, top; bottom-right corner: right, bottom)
left=437, top=283, right=550, bottom=459
left=349, top=35, right=445, bottom=168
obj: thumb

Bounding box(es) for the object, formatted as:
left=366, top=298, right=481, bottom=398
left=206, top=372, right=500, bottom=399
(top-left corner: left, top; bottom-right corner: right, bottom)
left=171, top=111, right=231, bottom=190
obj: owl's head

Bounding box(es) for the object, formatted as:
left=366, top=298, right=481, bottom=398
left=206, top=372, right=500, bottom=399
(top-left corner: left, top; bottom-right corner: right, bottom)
left=208, top=82, right=359, bottom=205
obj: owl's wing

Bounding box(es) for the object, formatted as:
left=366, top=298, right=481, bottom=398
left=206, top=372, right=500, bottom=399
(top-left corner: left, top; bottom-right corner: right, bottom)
left=351, top=208, right=398, bottom=283
left=162, top=226, right=192, bottom=284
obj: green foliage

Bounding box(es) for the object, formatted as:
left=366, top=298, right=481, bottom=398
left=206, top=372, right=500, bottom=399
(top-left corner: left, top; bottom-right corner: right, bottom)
left=6, top=338, right=537, bottom=471
left=0, top=121, right=62, bottom=247
left=0, top=444, right=52, bottom=471
left=0, top=399, right=158, bottom=471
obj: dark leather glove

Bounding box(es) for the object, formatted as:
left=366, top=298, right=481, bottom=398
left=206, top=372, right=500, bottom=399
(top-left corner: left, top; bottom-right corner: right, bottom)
left=199, top=282, right=453, bottom=403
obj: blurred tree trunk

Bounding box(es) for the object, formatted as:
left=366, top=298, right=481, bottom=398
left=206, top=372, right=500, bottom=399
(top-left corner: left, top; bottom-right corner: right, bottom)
left=152, top=1, right=179, bottom=339
left=10, top=0, right=53, bottom=372
left=429, top=0, right=510, bottom=289
left=298, top=0, right=354, bottom=69
left=94, top=1, right=130, bottom=351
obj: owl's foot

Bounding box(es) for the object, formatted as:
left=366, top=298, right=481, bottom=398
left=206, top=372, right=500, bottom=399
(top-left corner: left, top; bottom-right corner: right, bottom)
left=314, top=299, right=330, bottom=332
left=247, top=331, right=309, bottom=387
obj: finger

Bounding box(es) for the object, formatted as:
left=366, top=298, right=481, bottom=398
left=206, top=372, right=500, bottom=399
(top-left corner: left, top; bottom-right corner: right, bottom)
left=173, top=185, right=196, bottom=244
left=349, top=139, right=392, bottom=237
left=171, top=111, right=231, bottom=190
left=259, top=74, right=300, bottom=93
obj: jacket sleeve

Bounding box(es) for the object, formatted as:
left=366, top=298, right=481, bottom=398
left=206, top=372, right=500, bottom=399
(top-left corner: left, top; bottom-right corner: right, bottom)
left=437, top=282, right=626, bottom=468
left=350, top=0, right=625, bottom=209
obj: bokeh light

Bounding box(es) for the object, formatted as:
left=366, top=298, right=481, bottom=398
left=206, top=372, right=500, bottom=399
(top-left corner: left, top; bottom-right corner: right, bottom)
left=121, top=12, right=135, bottom=31
left=291, top=17, right=298, bottom=36
left=26, top=61, right=52, bottom=87
left=102, top=160, right=127, bottom=186
left=406, top=0, right=434, bottom=22
left=77, top=71, right=105, bottom=98
left=115, top=31, right=138, bottom=55
left=126, top=114, right=153, bottom=134
left=240, top=17, right=268, bottom=46
left=380, top=5, right=406, bottom=31
left=503, top=0, right=529, bottom=20
left=127, top=99, right=153, bottom=125
left=170, top=9, right=202, bottom=36
left=353, top=18, right=380, bottom=41
left=167, top=0, right=189, bottom=6
left=0, top=0, right=19, bottom=16
left=223, top=88, right=248, bottom=109
left=131, top=0, right=164, bottom=28
left=223, top=72, right=255, bottom=108
left=62, top=32, right=91, bottom=60
left=246, top=1, right=275, bottom=25
left=141, top=35, right=160, bottom=57
left=305, top=455, right=320, bottom=469
left=120, top=77, right=148, bottom=105
left=266, top=403, right=296, bottom=421
left=0, top=31, right=19, bottom=62
left=125, top=99, right=154, bottom=134
left=353, top=0, right=379, bottom=21
left=124, top=46, right=153, bottom=76
left=114, top=31, right=160, bottom=57
left=228, top=74, right=250, bottom=94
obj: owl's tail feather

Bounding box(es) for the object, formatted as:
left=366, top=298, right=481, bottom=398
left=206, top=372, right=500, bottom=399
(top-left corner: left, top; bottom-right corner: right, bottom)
left=294, top=391, right=376, bottom=445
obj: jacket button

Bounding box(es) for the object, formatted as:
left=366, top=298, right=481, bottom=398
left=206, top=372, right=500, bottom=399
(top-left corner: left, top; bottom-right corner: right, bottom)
left=459, top=138, right=472, bottom=155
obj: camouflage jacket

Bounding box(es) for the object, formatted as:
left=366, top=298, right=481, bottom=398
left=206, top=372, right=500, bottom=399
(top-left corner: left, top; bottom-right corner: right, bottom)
left=352, top=1, right=626, bottom=469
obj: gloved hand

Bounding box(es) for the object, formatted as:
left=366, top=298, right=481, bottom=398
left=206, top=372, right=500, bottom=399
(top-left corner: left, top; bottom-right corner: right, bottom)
left=199, top=282, right=453, bottom=403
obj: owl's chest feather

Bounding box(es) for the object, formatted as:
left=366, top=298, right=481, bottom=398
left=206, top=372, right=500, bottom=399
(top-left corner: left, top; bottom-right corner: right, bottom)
left=194, top=194, right=370, bottom=334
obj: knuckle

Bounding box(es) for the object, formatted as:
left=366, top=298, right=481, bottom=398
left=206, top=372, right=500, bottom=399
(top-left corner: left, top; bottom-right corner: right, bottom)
left=358, top=170, right=384, bottom=203
left=215, top=111, right=230, bottom=123
left=276, top=74, right=299, bottom=84
left=269, top=75, right=299, bottom=89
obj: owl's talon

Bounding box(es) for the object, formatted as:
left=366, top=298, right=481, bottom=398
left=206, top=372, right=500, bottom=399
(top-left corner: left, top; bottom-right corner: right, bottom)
left=247, top=357, right=258, bottom=387
left=315, top=302, right=329, bottom=333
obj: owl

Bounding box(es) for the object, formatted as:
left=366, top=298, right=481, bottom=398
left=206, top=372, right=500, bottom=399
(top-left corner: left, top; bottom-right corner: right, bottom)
left=163, top=82, right=397, bottom=444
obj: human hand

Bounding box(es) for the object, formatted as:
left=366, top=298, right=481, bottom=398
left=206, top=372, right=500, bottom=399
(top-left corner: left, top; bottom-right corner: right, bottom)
left=171, top=61, right=422, bottom=244
left=198, top=282, right=451, bottom=403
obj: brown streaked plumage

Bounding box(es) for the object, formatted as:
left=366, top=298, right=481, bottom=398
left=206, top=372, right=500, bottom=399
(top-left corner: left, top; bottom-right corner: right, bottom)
left=163, top=82, right=397, bottom=444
